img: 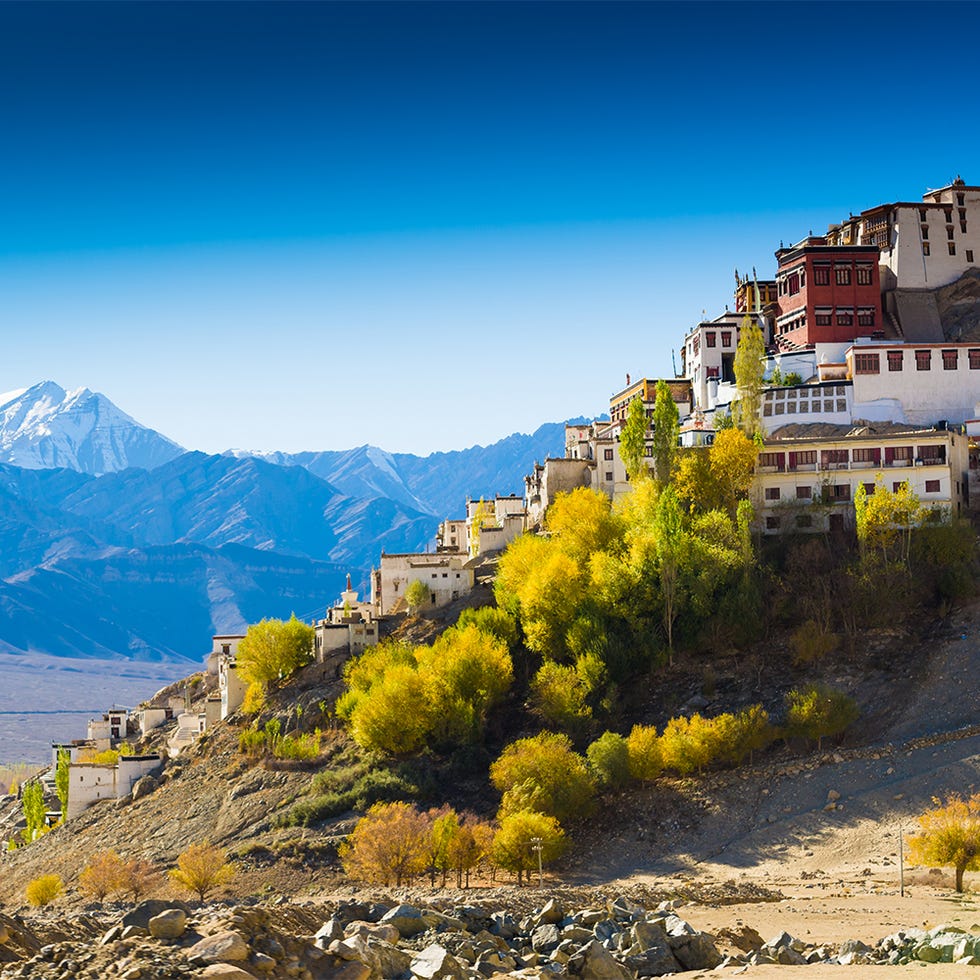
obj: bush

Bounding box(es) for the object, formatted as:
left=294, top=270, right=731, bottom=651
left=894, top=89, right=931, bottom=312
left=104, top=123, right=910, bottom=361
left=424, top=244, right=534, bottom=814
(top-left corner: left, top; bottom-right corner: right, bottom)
left=627, top=725, right=662, bottom=780
left=490, top=732, right=595, bottom=823
left=790, top=619, right=839, bottom=665
left=529, top=662, right=593, bottom=734
left=456, top=607, right=519, bottom=650
left=659, top=714, right=720, bottom=775
left=242, top=681, right=266, bottom=716
left=26, top=874, right=63, bottom=907
left=277, top=766, right=419, bottom=827
left=909, top=793, right=980, bottom=892
left=119, top=857, right=159, bottom=901
left=714, top=705, right=775, bottom=765
left=237, top=615, right=314, bottom=687
left=784, top=684, right=859, bottom=750
left=586, top=732, right=632, bottom=790
left=79, top=850, right=126, bottom=900
left=168, top=842, right=235, bottom=901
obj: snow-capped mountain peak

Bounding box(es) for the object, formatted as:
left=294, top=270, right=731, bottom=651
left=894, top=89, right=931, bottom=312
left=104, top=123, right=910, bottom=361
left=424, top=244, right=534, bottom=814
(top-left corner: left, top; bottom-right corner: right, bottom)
left=0, top=381, right=185, bottom=475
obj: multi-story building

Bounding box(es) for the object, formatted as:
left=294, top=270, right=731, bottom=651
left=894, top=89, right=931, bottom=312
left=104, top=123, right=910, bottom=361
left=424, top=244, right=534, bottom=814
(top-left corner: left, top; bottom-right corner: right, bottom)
left=371, top=552, right=474, bottom=616
left=774, top=240, right=883, bottom=348
left=753, top=422, right=969, bottom=535
left=681, top=311, right=769, bottom=410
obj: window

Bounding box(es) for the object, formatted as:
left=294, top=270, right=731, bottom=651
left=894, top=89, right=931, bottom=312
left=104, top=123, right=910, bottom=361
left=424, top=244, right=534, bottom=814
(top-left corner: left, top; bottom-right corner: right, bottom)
left=918, top=445, right=944, bottom=462
left=796, top=485, right=812, bottom=499
left=852, top=447, right=881, bottom=465
left=962, top=222, right=968, bottom=234
left=604, top=448, right=614, bottom=460
left=815, top=311, right=832, bottom=326
left=893, top=482, right=904, bottom=493
left=921, top=224, right=930, bottom=240
left=763, top=487, right=780, bottom=502
left=948, top=242, right=956, bottom=255
left=788, top=273, right=800, bottom=295
left=925, top=480, right=941, bottom=493
left=853, top=352, right=879, bottom=374
left=968, top=250, right=975, bottom=263
left=813, top=265, right=830, bottom=285
left=829, top=484, right=851, bottom=501
left=836, top=310, right=853, bottom=326
left=605, top=471, right=613, bottom=481
left=923, top=242, right=931, bottom=256
left=919, top=208, right=928, bottom=222
left=857, top=309, right=876, bottom=327
left=758, top=452, right=785, bottom=469
left=835, top=265, right=851, bottom=286
left=885, top=446, right=913, bottom=464
left=693, top=336, right=700, bottom=354
left=915, top=350, right=931, bottom=371
left=706, top=332, right=716, bottom=347
left=945, top=210, right=953, bottom=223
left=863, top=483, right=876, bottom=495
left=856, top=265, right=873, bottom=285
left=942, top=349, right=959, bottom=370
left=796, top=515, right=813, bottom=529
left=789, top=450, right=817, bottom=469
left=958, top=193, right=965, bottom=207
left=821, top=449, right=849, bottom=468
left=969, top=349, right=980, bottom=369
left=888, top=350, right=904, bottom=371
left=721, top=331, right=732, bottom=347
left=947, top=225, right=956, bottom=240
left=766, top=517, right=780, bottom=530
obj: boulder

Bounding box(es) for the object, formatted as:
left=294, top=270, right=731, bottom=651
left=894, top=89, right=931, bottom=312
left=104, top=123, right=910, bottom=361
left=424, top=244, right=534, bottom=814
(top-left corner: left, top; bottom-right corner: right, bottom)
left=346, top=921, right=401, bottom=944
left=531, top=925, right=561, bottom=953
left=132, top=775, right=159, bottom=801
left=148, top=908, right=187, bottom=940
left=373, top=941, right=413, bottom=978
left=199, top=968, right=257, bottom=980
left=535, top=900, right=565, bottom=926
left=668, top=932, right=723, bottom=971
left=489, top=913, right=519, bottom=939
left=187, top=930, right=251, bottom=965
left=410, top=943, right=466, bottom=980
left=631, top=920, right=668, bottom=952
left=569, top=939, right=632, bottom=980
left=625, top=944, right=681, bottom=977
left=381, top=905, right=430, bottom=938
left=122, top=899, right=189, bottom=930
left=316, top=920, right=346, bottom=948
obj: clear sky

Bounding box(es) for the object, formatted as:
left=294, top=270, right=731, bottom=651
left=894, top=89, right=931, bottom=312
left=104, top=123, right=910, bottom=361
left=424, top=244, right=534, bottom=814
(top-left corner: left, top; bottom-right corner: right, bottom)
left=2, top=1, right=978, bottom=456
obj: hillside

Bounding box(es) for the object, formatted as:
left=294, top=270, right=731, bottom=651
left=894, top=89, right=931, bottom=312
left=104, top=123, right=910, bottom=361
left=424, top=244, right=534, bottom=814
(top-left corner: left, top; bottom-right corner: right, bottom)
left=4, top=597, right=980, bottom=910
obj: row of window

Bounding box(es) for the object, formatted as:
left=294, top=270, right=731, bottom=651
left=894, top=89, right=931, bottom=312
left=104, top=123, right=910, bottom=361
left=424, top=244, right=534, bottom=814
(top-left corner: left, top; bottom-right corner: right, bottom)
left=920, top=221, right=968, bottom=240
left=854, top=348, right=980, bottom=374
left=758, top=445, right=945, bottom=469
left=814, top=306, right=876, bottom=328
left=763, top=397, right=848, bottom=417
left=690, top=330, right=734, bottom=355
left=763, top=479, right=942, bottom=505
left=779, top=263, right=874, bottom=295
left=922, top=242, right=972, bottom=259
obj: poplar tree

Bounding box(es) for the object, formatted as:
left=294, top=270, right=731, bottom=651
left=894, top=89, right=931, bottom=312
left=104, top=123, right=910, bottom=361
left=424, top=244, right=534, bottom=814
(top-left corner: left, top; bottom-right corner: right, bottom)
left=651, top=379, right=679, bottom=487
left=732, top=316, right=765, bottom=436
left=618, top=395, right=648, bottom=481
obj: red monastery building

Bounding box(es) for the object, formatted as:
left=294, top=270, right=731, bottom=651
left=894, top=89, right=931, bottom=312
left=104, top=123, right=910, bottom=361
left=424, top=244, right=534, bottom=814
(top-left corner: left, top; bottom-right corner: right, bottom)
left=774, top=240, right=882, bottom=348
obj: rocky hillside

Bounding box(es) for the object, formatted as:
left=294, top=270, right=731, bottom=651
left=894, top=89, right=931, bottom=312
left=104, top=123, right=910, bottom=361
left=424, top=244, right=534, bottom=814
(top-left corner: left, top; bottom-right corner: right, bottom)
left=938, top=267, right=980, bottom=341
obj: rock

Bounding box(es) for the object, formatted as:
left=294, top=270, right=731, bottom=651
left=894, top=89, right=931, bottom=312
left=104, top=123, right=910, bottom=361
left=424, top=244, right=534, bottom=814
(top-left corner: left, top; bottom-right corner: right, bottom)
left=714, top=926, right=763, bottom=953
left=148, top=908, right=187, bottom=940
left=774, top=945, right=807, bottom=965
left=489, top=913, right=519, bottom=939
left=0, top=924, right=8, bottom=945
left=569, top=939, right=632, bottom=980
left=609, top=897, right=644, bottom=921
left=632, top=920, right=669, bottom=952
left=345, top=921, right=401, bottom=944
left=410, top=943, right=466, bottom=980
left=826, top=789, right=841, bottom=802
left=199, top=967, right=259, bottom=980
left=316, top=920, right=346, bottom=948
left=100, top=925, right=123, bottom=945
left=252, top=952, right=277, bottom=972
left=187, top=930, right=251, bottom=965
left=373, top=942, right=413, bottom=978
left=120, top=925, right=147, bottom=940
left=381, top=905, right=430, bottom=939
left=914, top=944, right=943, bottom=963
left=132, top=775, right=159, bottom=801
left=669, top=933, right=723, bottom=971
left=535, top=900, right=564, bottom=926
left=531, top=925, right=561, bottom=953
left=121, top=899, right=189, bottom=930
left=625, top=944, right=681, bottom=977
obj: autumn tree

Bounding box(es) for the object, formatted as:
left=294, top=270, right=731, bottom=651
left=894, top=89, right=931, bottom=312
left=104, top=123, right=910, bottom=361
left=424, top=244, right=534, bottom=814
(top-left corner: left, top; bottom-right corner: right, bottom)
left=20, top=781, right=45, bottom=842
left=651, top=379, right=679, bottom=487
left=237, top=615, right=314, bottom=686
left=448, top=814, right=495, bottom=888
left=586, top=732, right=632, bottom=790
left=490, top=732, right=596, bottom=823
left=618, top=394, right=649, bottom=482
left=492, top=810, right=567, bottom=885
left=529, top=661, right=594, bottom=735
left=909, top=794, right=980, bottom=892
left=545, top=487, right=623, bottom=564
left=405, top=579, right=431, bottom=614
left=79, top=850, right=126, bottom=901
left=120, top=856, right=160, bottom=901
left=627, top=724, right=662, bottom=780
left=345, top=663, right=433, bottom=755
left=168, top=842, right=235, bottom=901
left=731, top=315, right=765, bottom=437
left=855, top=478, right=924, bottom=566
left=675, top=428, right=757, bottom=517
left=340, top=802, right=429, bottom=885
left=423, top=806, right=459, bottom=887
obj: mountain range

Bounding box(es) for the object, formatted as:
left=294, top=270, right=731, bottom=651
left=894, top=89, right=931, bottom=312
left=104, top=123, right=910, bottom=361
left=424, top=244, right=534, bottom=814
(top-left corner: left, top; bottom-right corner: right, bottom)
left=0, top=382, right=567, bottom=666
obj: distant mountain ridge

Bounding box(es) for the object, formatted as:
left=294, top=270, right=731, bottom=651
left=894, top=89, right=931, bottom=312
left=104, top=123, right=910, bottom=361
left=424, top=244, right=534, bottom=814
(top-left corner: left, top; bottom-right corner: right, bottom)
left=0, top=381, right=568, bottom=665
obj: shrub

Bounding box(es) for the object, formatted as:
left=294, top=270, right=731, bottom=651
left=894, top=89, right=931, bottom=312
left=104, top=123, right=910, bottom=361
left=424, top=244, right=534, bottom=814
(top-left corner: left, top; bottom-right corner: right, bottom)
left=789, top=619, right=839, bottom=665
left=168, top=842, right=235, bottom=901
left=456, top=607, right=519, bottom=650
left=784, top=684, right=859, bottom=750
left=277, top=767, right=419, bottom=827
left=490, top=732, right=595, bottom=823
left=627, top=725, right=662, bottom=780
left=529, top=662, right=593, bottom=734
left=659, top=714, right=720, bottom=775
left=26, top=874, right=63, bottom=907
left=586, top=732, right=632, bottom=790
left=715, top=704, right=775, bottom=765
left=405, top=579, right=432, bottom=613
left=242, top=681, right=266, bottom=716
left=120, top=857, right=159, bottom=901
left=238, top=728, right=266, bottom=756
left=79, top=850, right=126, bottom=900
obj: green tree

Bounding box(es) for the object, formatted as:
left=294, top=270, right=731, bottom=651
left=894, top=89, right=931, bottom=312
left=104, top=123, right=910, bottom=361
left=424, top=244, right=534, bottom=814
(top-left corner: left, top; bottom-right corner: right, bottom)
left=627, top=724, right=662, bottom=780
left=529, top=661, right=593, bottom=734
left=618, top=395, right=649, bottom=482
left=784, top=684, right=859, bottom=750
left=909, top=794, right=980, bottom=892
left=346, top=663, right=433, bottom=755
left=651, top=379, right=679, bottom=487
left=21, top=781, right=45, bottom=842
left=654, top=486, right=684, bottom=663
left=731, top=315, right=765, bottom=437
left=237, top=615, right=314, bottom=686
left=405, top=579, right=432, bottom=614
left=586, top=732, right=632, bottom=789
left=492, top=810, right=567, bottom=885
left=855, top=478, right=924, bottom=566
left=490, top=732, right=596, bottom=824
left=55, top=749, right=70, bottom=823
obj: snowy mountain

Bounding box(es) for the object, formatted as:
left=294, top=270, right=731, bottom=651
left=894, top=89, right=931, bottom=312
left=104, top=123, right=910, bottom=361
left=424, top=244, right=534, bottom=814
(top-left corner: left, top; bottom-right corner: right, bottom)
left=0, top=381, right=184, bottom=475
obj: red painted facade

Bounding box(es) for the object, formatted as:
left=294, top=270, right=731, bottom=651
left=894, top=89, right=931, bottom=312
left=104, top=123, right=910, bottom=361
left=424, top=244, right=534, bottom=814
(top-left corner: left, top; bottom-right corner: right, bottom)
left=774, top=243, right=882, bottom=347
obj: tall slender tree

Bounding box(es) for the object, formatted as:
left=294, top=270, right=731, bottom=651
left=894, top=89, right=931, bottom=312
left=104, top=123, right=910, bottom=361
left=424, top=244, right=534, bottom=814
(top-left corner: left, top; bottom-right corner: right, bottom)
left=618, top=395, right=649, bottom=482
left=651, top=379, right=679, bottom=487
left=732, top=316, right=765, bottom=437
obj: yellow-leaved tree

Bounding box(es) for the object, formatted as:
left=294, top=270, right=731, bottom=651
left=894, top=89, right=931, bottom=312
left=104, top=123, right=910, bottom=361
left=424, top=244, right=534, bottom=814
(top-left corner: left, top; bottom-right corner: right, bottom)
left=909, top=794, right=980, bottom=892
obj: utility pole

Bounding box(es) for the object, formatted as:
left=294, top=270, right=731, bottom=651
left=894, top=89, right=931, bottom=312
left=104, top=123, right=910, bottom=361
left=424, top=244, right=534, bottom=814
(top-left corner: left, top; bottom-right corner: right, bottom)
left=530, top=837, right=543, bottom=888
left=899, top=825, right=905, bottom=897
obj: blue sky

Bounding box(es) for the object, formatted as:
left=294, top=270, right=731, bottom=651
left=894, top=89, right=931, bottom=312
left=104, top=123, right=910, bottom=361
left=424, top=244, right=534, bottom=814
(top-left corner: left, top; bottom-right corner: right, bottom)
left=1, top=1, right=977, bottom=455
